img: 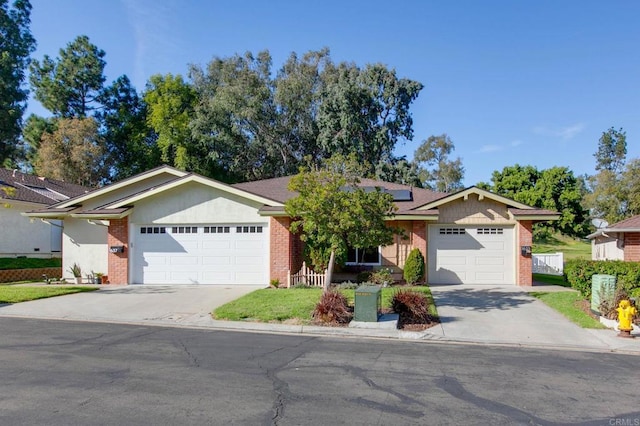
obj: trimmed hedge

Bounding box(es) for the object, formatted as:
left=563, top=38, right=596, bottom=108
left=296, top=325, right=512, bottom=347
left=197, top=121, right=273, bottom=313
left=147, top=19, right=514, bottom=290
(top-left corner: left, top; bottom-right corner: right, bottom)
left=564, top=259, right=640, bottom=298
left=403, top=248, right=425, bottom=285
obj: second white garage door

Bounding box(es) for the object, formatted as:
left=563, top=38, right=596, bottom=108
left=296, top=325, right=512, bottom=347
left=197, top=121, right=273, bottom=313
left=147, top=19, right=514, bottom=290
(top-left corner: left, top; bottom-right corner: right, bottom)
left=428, top=225, right=515, bottom=285
left=131, top=224, right=268, bottom=285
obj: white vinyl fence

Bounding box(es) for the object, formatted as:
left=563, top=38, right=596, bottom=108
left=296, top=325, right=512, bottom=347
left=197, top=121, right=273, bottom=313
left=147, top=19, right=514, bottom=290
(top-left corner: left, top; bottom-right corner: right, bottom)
left=532, top=252, right=564, bottom=276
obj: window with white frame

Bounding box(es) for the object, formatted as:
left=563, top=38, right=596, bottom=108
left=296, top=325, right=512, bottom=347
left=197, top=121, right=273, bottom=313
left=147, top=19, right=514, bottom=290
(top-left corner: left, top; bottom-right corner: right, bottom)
left=346, top=246, right=381, bottom=265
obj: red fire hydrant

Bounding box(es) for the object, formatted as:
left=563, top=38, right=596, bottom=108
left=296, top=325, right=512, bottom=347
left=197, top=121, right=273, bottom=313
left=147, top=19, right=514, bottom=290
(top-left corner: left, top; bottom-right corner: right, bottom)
left=616, top=300, right=637, bottom=338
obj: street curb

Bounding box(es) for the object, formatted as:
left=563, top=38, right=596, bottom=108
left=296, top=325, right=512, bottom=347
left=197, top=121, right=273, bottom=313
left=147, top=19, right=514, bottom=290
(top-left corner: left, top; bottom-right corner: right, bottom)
left=1, top=312, right=639, bottom=356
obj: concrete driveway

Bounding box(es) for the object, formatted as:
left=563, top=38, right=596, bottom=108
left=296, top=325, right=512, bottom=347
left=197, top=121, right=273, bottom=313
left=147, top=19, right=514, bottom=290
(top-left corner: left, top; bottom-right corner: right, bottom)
left=0, top=285, right=263, bottom=326
left=428, top=284, right=637, bottom=350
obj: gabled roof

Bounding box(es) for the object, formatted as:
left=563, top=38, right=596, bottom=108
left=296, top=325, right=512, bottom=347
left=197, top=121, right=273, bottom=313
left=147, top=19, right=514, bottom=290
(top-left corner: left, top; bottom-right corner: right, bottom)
left=24, top=166, right=284, bottom=219
left=52, top=165, right=187, bottom=209
left=413, top=186, right=558, bottom=220
left=587, top=214, right=640, bottom=239
left=415, top=186, right=531, bottom=210
left=0, top=168, right=89, bottom=206
left=105, top=173, right=283, bottom=209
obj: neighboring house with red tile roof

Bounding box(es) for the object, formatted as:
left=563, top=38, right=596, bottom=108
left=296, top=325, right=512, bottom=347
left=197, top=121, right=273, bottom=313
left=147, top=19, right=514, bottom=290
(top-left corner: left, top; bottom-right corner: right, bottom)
left=0, top=168, right=90, bottom=257
left=587, top=215, right=640, bottom=261
left=24, top=165, right=558, bottom=286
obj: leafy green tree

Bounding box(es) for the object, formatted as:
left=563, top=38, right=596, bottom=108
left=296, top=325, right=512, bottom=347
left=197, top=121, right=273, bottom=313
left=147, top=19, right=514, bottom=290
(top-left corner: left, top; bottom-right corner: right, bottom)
left=189, top=51, right=279, bottom=182
left=274, top=49, right=330, bottom=169
left=21, top=113, right=56, bottom=169
left=621, top=158, right=640, bottom=217
left=0, top=0, right=36, bottom=166
left=143, top=73, right=196, bottom=171
left=374, top=156, right=423, bottom=187
left=585, top=127, right=635, bottom=224
left=317, top=63, right=423, bottom=176
left=285, top=156, right=397, bottom=290
left=33, top=117, right=106, bottom=186
left=594, top=127, right=626, bottom=173
left=97, top=75, right=160, bottom=181
left=482, top=164, right=589, bottom=238
left=414, top=134, right=465, bottom=192
left=29, top=35, right=106, bottom=118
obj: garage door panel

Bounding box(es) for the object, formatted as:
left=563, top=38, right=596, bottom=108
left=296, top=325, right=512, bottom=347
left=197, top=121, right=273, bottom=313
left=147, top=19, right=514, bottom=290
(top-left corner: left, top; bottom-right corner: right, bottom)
left=170, top=256, right=198, bottom=265
left=202, top=241, right=231, bottom=249
left=476, top=272, right=505, bottom=281
left=429, top=225, right=514, bottom=285
left=482, top=241, right=505, bottom=250
left=235, top=240, right=263, bottom=250
left=475, top=256, right=505, bottom=266
left=133, top=223, right=267, bottom=285
left=439, top=255, right=467, bottom=266
left=202, top=256, right=231, bottom=265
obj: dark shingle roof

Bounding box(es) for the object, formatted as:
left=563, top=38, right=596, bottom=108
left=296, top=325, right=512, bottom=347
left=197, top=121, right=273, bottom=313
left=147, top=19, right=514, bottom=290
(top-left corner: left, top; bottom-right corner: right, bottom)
left=232, top=175, right=446, bottom=213
left=0, top=168, right=90, bottom=206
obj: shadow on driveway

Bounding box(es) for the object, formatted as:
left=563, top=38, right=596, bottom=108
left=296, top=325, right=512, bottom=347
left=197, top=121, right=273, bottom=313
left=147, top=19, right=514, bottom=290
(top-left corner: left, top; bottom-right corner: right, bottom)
left=431, top=287, right=535, bottom=313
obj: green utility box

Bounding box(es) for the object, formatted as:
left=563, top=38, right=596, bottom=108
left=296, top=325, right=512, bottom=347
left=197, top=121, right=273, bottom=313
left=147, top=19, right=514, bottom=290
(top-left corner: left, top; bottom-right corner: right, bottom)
left=591, top=274, right=616, bottom=315
left=354, top=285, right=381, bottom=322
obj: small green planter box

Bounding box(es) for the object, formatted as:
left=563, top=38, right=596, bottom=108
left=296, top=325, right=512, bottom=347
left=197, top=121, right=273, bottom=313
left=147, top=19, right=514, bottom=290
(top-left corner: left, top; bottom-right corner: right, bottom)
left=354, top=285, right=381, bottom=322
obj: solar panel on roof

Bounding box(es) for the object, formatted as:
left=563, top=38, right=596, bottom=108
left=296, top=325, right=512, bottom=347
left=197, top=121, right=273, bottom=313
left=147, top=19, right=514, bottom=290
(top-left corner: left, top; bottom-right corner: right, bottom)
left=386, top=189, right=412, bottom=201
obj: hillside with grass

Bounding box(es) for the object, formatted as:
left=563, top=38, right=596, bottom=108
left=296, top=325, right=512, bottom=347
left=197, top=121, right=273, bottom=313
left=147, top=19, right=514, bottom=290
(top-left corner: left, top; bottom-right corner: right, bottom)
left=533, top=234, right=591, bottom=260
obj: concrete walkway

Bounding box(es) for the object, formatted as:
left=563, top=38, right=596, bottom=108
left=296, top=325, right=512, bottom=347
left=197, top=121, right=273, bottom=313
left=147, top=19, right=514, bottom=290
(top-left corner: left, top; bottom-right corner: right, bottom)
left=0, top=284, right=639, bottom=354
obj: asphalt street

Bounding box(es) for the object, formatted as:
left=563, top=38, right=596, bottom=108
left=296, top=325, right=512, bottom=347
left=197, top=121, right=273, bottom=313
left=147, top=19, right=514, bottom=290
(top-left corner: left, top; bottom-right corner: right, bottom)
left=1, top=318, right=639, bottom=425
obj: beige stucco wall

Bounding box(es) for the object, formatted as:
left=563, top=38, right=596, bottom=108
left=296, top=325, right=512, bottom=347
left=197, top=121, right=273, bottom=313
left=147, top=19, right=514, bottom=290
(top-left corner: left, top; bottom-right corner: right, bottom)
left=592, top=234, right=623, bottom=260
left=129, top=182, right=265, bottom=224
left=62, top=218, right=108, bottom=280
left=0, top=200, right=58, bottom=256
left=437, top=194, right=515, bottom=224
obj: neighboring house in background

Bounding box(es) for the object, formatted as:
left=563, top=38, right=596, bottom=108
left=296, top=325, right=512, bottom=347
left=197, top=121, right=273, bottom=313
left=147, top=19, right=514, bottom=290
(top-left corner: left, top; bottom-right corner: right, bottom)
left=587, top=215, right=640, bottom=261
left=25, top=165, right=558, bottom=286
left=0, top=168, right=89, bottom=258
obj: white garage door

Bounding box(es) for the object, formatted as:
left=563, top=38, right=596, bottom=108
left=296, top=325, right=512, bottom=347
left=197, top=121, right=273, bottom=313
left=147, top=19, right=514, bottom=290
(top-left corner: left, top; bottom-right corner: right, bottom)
left=428, top=225, right=515, bottom=285
left=132, top=224, right=268, bottom=285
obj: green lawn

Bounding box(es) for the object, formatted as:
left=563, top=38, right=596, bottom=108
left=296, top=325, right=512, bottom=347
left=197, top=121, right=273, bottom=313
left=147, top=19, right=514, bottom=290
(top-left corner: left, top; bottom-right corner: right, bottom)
left=0, top=257, right=62, bottom=270
left=0, top=285, right=98, bottom=304
left=213, top=286, right=437, bottom=323
left=531, top=291, right=606, bottom=329
left=533, top=234, right=591, bottom=260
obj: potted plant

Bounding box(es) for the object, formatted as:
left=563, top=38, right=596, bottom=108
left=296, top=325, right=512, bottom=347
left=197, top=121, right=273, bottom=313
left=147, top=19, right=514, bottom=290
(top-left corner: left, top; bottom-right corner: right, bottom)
left=68, top=263, right=82, bottom=284
left=95, top=272, right=104, bottom=285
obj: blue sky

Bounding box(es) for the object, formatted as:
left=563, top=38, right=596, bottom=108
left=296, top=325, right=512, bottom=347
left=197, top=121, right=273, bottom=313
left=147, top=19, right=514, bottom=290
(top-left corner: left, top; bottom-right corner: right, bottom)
left=28, top=0, right=640, bottom=185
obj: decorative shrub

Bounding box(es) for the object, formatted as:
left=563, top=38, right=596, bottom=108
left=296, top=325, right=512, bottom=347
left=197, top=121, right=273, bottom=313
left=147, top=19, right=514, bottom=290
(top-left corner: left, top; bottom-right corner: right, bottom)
left=356, top=271, right=372, bottom=283
left=370, top=268, right=393, bottom=285
left=313, top=290, right=352, bottom=324
left=564, top=259, right=640, bottom=298
left=333, top=281, right=359, bottom=290
left=269, top=279, right=280, bottom=288
left=403, top=248, right=425, bottom=285
left=391, top=289, right=434, bottom=325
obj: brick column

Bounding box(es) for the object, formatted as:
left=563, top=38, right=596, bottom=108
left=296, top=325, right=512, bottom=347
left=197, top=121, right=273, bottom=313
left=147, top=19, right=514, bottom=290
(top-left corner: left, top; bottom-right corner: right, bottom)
left=517, top=220, right=533, bottom=286
left=411, top=221, right=427, bottom=281
left=107, top=217, right=129, bottom=285
left=624, top=232, right=640, bottom=261
left=270, top=216, right=293, bottom=286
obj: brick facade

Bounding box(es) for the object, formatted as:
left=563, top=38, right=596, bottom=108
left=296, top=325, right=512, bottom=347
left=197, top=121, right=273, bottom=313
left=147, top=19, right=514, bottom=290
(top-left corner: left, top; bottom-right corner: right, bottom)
left=107, top=217, right=129, bottom=285
left=270, top=216, right=294, bottom=285
left=0, top=267, right=62, bottom=283
left=624, top=232, right=640, bottom=261
left=516, top=220, right=533, bottom=286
